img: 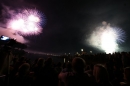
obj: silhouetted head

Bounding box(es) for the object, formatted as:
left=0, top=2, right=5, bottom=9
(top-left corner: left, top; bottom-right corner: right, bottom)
left=18, top=63, right=30, bottom=76
left=37, top=58, right=44, bottom=67
left=72, top=57, right=86, bottom=73
left=45, top=57, right=53, bottom=66
left=93, top=64, right=109, bottom=83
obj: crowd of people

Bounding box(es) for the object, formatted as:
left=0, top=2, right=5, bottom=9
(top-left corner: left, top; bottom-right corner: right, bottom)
left=0, top=52, right=130, bottom=86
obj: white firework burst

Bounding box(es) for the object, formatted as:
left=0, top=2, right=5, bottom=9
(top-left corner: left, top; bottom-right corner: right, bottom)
left=87, top=21, right=126, bottom=54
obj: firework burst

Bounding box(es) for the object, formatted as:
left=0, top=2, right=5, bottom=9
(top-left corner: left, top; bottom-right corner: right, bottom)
left=7, top=9, right=44, bottom=35
left=87, top=21, right=126, bottom=54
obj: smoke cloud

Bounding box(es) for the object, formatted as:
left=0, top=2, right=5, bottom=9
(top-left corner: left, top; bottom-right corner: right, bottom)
left=87, top=21, right=107, bottom=48
left=0, top=27, right=28, bottom=43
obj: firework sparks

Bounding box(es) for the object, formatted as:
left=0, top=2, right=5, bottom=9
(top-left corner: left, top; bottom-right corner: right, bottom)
left=87, top=21, right=126, bottom=54
left=7, top=9, right=44, bottom=35
left=101, top=27, right=118, bottom=53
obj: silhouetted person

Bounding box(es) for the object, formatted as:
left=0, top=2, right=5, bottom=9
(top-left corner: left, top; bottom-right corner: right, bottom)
left=112, top=63, right=123, bottom=86
left=59, top=57, right=92, bottom=86
left=42, top=57, right=58, bottom=86
left=93, top=64, right=113, bottom=86
left=13, top=63, right=32, bottom=86
left=34, top=58, right=44, bottom=77
left=33, top=58, right=44, bottom=86
left=31, top=58, right=38, bottom=71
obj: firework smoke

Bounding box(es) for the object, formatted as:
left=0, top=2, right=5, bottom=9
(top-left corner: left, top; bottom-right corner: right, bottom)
left=0, top=27, right=28, bottom=43
left=87, top=21, right=126, bottom=54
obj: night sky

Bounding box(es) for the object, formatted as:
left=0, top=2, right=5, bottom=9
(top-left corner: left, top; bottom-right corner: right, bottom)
left=0, top=0, right=130, bottom=54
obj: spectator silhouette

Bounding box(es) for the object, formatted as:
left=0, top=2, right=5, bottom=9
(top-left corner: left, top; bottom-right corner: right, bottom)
left=42, top=57, right=58, bottom=86
left=112, top=63, right=123, bottom=86
left=13, top=63, right=32, bottom=86
left=93, top=64, right=113, bottom=86
left=59, top=57, right=92, bottom=86
left=31, top=58, right=38, bottom=71
left=34, top=58, right=44, bottom=76
left=33, top=58, right=45, bottom=86
left=11, top=56, right=26, bottom=77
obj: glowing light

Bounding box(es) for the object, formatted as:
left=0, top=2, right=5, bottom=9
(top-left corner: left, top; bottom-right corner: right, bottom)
left=87, top=21, right=126, bottom=54
left=81, top=49, right=83, bottom=51
left=7, top=9, right=45, bottom=35
left=28, top=15, right=40, bottom=22
left=101, top=28, right=118, bottom=53
left=64, top=58, right=65, bottom=63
